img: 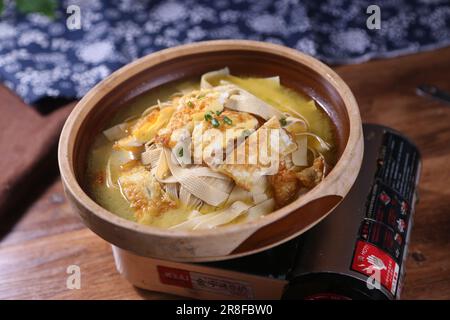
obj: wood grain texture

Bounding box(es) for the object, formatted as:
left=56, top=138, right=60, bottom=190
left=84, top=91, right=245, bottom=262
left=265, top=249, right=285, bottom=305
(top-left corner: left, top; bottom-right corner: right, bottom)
left=0, top=46, right=449, bottom=299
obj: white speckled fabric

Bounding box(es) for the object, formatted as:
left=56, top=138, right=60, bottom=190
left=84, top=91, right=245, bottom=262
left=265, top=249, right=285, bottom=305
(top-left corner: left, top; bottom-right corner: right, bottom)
left=0, top=0, right=449, bottom=104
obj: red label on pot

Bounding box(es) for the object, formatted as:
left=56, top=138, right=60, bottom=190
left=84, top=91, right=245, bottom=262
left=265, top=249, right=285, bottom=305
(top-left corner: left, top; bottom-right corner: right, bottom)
left=351, top=240, right=399, bottom=295
left=157, top=265, right=193, bottom=288
left=157, top=265, right=254, bottom=298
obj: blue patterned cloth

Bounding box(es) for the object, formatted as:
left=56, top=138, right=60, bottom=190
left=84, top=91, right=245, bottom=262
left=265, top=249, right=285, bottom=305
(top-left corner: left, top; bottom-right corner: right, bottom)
left=0, top=0, right=449, bottom=105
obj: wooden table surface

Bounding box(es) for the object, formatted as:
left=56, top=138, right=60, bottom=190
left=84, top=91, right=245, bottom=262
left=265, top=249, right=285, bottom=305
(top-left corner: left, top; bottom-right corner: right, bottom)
left=0, top=47, right=449, bottom=300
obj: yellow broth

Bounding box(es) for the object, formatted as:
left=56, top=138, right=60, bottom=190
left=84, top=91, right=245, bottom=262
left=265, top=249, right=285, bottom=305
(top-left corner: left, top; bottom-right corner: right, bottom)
left=86, top=75, right=337, bottom=228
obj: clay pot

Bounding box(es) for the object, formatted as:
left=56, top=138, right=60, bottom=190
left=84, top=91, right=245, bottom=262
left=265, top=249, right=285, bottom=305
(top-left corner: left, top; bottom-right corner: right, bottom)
left=58, top=40, right=363, bottom=262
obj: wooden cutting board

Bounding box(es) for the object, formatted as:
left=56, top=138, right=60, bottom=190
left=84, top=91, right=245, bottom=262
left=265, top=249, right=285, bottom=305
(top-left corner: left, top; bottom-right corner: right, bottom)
left=0, top=85, right=74, bottom=216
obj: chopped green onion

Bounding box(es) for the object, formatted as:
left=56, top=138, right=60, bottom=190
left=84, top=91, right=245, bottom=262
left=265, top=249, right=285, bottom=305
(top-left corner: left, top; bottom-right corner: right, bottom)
left=211, top=118, right=220, bottom=128
left=204, top=112, right=213, bottom=121
left=215, top=110, right=223, bottom=115
left=178, top=148, right=184, bottom=157
left=187, top=101, right=194, bottom=108
left=279, top=117, right=287, bottom=126
left=223, top=116, right=233, bottom=125
left=197, top=93, right=205, bottom=99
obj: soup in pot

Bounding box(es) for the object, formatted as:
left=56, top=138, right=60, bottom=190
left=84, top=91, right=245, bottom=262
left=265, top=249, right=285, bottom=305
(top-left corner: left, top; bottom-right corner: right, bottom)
left=86, top=68, right=337, bottom=230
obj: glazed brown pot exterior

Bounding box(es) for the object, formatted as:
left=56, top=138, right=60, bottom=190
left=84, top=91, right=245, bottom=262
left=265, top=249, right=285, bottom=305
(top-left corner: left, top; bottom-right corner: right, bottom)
left=58, top=40, right=363, bottom=262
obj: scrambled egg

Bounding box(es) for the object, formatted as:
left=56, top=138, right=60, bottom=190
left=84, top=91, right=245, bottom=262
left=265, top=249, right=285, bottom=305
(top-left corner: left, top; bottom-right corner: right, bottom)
left=153, top=88, right=260, bottom=168
left=115, top=106, right=175, bottom=151
left=193, top=110, right=259, bottom=166
left=217, top=116, right=297, bottom=194
left=118, top=165, right=176, bottom=221
left=296, top=156, right=326, bottom=188
left=268, top=161, right=300, bottom=207
left=155, top=89, right=224, bottom=147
